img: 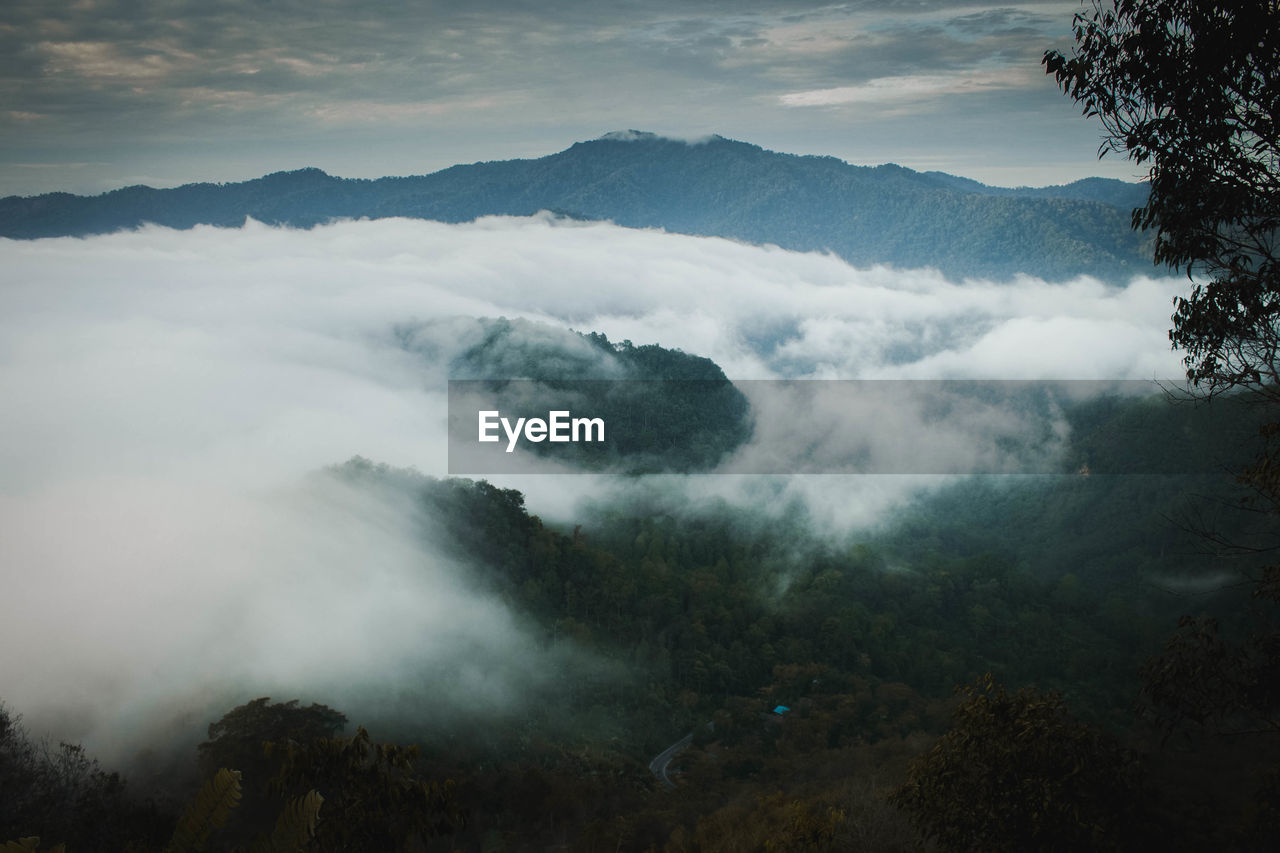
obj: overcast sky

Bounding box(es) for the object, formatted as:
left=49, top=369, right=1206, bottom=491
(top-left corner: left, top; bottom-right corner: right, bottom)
left=1, top=0, right=1144, bottom=196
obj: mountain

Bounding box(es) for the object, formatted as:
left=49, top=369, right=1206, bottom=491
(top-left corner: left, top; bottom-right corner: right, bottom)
left=414, top=317, right=752, bottom=472
left=918, top=171, right=1150, bottom=211
left=0, top=131, right=1155, bottom=281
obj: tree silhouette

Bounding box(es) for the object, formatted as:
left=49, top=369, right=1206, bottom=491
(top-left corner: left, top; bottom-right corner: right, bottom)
left=1044, top=0, right=1280, bottom=395
left=890, top=675, right=1141, bottom=852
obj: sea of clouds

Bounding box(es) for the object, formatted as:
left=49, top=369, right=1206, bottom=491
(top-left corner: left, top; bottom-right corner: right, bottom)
left=0, top=215, right=1188, bottom=764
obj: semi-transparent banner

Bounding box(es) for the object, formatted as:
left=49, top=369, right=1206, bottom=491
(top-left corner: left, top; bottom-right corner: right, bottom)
left=447, top=379, right=1260, bottom=475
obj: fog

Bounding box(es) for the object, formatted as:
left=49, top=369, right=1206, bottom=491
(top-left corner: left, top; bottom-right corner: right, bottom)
left=0, top=215, right=1187, bottom=762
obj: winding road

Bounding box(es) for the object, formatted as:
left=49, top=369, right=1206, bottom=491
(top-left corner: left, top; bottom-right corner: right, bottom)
left=647, top=732, right=694, bottom=790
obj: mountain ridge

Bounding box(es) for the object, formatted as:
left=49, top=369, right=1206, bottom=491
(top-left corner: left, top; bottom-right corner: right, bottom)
left=0, top=131, right=1155, bottom=281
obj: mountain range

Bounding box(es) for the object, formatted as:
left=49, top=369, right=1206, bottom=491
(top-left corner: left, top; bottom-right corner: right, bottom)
left=0, top=131, right=1156, bottom=282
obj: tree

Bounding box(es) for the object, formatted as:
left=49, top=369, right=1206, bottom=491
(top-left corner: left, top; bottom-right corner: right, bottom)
left=262, top=728, right=462, bottom=852
left=195, top=698, right=347, bottom=844
left=889, top=675, right=1142, bottom=852
left=198, top=698, right=348, bottom=781
left=0, top=705, right=169, bottom=850
left=195, top=700, right=461, bottom=850
left=1044, top=0, right=1280, bottom=711
left=1047, top=11, right=1280, bottom=843
left=1043, top=1, right=1280, bottom=395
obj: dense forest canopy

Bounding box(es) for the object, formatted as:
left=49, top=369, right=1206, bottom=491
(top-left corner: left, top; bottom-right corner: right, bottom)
left=4, top=371, right=1272, bottom=849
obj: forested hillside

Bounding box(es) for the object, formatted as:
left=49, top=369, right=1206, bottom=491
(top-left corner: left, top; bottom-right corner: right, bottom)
left=443, top=321, right=751, bottom=472
left=5, top=379, right=1274, bottom=850
left=0, top=132, right=1154, bottom=282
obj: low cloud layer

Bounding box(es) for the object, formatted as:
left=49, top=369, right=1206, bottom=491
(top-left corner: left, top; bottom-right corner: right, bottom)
left=0, top=215, right=1186, bottom=760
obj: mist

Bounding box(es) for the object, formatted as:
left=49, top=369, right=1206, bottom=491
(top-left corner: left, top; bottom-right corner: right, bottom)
left=0, top=215, right=1188, bottom=762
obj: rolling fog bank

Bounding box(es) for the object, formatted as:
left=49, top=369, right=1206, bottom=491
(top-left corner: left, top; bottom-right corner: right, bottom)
left=0, top=215, right=1190, bottom=763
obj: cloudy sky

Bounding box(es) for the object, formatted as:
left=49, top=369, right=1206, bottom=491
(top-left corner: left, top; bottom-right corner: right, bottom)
left=0, top=0, right=1142, bottom=196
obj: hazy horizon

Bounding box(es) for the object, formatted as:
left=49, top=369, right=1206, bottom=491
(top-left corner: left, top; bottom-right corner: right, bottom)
left=2, top=129, right=1151, bottom=201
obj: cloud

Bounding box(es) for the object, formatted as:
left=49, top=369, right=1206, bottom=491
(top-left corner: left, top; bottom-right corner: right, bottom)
left=0, top=215, right=1185, bottom=761
left=0, top=1, right=1121, bottom=196
left=779, top=69, right=1031, bottom=107
left=307, top=96, right=501, bottom=124
left=947, top=7, right=1055, bottom=37
left=39, top=39, right=182, bottom=79
left=0, top=470, right=581, bottom=761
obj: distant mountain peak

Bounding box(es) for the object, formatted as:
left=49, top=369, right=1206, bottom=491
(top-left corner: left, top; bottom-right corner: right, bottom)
left=593, top=129, right=725, bottom=145
left=596, top=129, right=660, bottom=142
left=258, top=167, right=333, bottom=183
left=0, top=133, right=1153, bottom=281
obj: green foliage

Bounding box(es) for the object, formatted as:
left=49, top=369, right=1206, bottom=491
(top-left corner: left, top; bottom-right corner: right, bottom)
left=164, top=769, right=242, bottom=853
left=447, top=319, right=752, bottom=472
left=198, top=698, right=347, bottom=781
left=664, top=793, right=848, bottom=853
left=15, top=391, right=1280, bottom=851
left=7, top=764, right=323, bottom=853
left=191, top=698, right=344, bottom=848
left=890, top=675, right=1141, bottom=852
left=1138, top=614, right=1280, bottom=738
left=1135, top=427, right=1280, bottom=750
left=245, top=791, right=323, bottom=853
left=1045, top=1, right=1280, bottom=393
left=1048, top=20, right=1280, bottom=840
left=0, top=705, right=170, bottom=851
left=262, top=727, right=460, bottom=851
left=2, top=839, right=64, bottom=853
left=328, top=459, right=1200, bottom=733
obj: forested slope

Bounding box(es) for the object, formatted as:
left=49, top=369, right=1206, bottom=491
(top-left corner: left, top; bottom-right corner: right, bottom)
left=0, top=132, right=1154, bottom=282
